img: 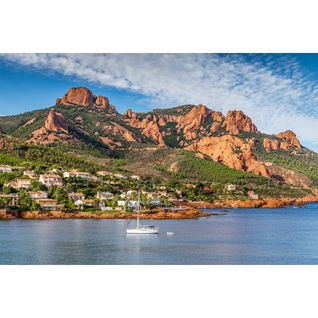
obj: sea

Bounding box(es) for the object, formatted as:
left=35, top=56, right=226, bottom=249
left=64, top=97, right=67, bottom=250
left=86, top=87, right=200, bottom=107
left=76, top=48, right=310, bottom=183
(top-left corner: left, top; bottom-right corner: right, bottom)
left=1, top=203, right=318, bottom=264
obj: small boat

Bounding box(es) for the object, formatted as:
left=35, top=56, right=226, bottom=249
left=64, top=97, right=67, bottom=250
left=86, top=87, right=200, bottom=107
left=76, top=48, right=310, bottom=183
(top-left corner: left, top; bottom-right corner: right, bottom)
left=126, top=192, right=159, bottom=235
left=166, top=232, right=174, bottom=236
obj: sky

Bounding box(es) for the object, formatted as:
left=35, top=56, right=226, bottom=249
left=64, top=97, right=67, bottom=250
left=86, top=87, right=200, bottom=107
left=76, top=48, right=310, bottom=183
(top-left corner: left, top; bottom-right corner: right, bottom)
left=0, top=53, right=318, bottom=151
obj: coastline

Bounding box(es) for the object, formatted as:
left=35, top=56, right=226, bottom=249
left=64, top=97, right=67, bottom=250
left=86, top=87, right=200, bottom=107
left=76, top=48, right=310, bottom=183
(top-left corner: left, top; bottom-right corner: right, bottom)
left=0, top=207, right=211, bottom=220
left=1, top=192, right=318, bottom=220
left=186, top=192, right=318, bottom=209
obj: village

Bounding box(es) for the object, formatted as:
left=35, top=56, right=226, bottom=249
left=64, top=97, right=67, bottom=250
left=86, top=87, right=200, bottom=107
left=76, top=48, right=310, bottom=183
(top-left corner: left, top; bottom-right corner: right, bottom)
left=0, top=163, right=260, bottom=213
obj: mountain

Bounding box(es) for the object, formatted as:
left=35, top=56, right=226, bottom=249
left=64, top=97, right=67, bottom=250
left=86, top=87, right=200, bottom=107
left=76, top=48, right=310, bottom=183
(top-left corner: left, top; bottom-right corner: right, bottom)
left=0, top=86, right=317, bottom=190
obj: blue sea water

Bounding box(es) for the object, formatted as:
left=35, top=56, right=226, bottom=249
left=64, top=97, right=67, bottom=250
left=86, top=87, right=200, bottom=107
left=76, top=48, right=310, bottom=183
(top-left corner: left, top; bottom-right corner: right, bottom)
left=1, top=203, right=318, bottom=264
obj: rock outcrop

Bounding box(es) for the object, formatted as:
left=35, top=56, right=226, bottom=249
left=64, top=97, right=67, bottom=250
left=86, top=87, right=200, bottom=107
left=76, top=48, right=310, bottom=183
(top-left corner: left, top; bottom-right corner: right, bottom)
left=222, top=110, right=257, bottom=135
left=56, top=87, right=116, bottom=111
left=29, top=108, right=75, bottom=144
left=125, top=112, right=165, bottom=146
left=57, top=87, right=94, bottom=106
left=95, top=95, right=110, bottom=109
left=44, top=108, right=68, bottom=132
left=265, top=162, right=312, bottom=188
left=186, top=135, right=271, bottom=177
left=263, top=138, right=280, bottom=152
left=176, top=105, right=213, bottom=136
left=277, top=130, right=301, bottom=149
left=102, top=122, right=140, bottom=144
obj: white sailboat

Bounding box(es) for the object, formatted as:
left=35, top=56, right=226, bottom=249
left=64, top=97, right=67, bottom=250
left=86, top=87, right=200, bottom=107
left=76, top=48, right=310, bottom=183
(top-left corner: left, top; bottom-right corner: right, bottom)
left=126, top=192, right=159, bottom=234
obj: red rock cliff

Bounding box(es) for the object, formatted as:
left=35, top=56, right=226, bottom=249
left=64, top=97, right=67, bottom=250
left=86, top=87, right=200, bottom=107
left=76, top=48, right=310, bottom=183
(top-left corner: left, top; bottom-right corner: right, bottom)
left=223, top=110, right=257, bottom=135
left=186, top=135, right=271, bottom=177
left=56, top=87, right=115, bottom=111
left=277, top=130, right=301, bottom=149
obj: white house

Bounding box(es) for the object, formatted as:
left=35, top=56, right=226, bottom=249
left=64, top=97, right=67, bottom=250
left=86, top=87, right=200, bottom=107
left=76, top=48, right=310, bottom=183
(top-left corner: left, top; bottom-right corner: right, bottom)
left=63, top=171, right=91, bottom=179
left=39, top=174, right=63, bottom=187
left=130, top=175, right=140, bottom=180
left=0, top=165, right=12, bottom=172
left=117, top=200, right=139, bottom=209
left=247, top=190, right=259, bottom=200
left=96, top=191, right=114, bottom=200
left=225, top=184, right=236, bottom=191
left=75, top=199, right=96, bottom=207
left=28, top=191, right=48, bottom=200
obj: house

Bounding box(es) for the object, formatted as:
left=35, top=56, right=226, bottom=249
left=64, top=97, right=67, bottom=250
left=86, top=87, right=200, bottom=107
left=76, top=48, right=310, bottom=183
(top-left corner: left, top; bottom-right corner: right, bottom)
left=75, top=199, right=97, bottom=208
left=130, top=175, right=140, bottom=180
left=23, top=170, right=36, bottom=178
left=97, top=171, right=113, bottom=177
left=113, top=173, right=127, bottom=179
left=17, top=179, right=32, bottom=189
left=63, top=171, right=91, bottom=179
left=36, top=199, right=64, bottom=211
left=68, top=192, right=85, bottom=201
left=39, top=174, right=63, bottom=187
left=225, top=184, right=236, bottom=191
left=149, top=198, right=162, bottom=206
left=247, top=190, right=259, bottom=200
left=0, top=165, right=12, bottom=172
left=28, top=191, right=48, bottom=200
left=96, top=191, right=114, bottom=200
left=117, top=200, right=139, bottom=209
left=100, top=206, right=122, bottom=211
left=0, top=193, right=19, bottom=207
left=5, top=178, right=32, bottom=190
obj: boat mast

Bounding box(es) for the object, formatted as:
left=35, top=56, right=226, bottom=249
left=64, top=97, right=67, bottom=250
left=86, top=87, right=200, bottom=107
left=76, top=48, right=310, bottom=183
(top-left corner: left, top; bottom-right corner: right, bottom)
left=136, top=191, right=140, bottom=228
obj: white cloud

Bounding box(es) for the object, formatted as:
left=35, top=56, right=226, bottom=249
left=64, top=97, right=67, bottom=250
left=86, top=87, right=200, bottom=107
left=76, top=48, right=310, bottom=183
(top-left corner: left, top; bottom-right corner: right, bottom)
left=2, top=53, right=318, bottom=149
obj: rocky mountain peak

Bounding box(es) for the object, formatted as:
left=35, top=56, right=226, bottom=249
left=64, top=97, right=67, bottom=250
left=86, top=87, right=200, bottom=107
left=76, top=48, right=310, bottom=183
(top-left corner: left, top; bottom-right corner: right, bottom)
left=56, top=87, right=116, bottom=111
left=223, top=110, right=257, bottom=135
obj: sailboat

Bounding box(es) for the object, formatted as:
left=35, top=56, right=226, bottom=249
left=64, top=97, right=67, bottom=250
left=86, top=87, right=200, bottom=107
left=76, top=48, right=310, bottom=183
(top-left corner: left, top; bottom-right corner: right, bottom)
left=126, top=192, right=159, bottom=234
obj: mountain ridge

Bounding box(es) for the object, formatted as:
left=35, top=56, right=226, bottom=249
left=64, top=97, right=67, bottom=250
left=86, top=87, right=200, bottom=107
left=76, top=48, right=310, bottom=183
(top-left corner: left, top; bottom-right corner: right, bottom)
left=0, top=86, right=316, bottom=189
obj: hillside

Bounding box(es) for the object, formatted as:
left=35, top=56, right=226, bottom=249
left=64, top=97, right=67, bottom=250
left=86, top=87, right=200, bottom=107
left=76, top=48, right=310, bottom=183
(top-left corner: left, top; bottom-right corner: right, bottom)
left=0, top=86, right=317, bottom=197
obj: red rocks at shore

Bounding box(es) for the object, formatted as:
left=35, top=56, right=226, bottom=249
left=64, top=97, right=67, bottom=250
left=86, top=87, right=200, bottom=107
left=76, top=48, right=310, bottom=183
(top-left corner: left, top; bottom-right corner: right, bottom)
left=0, top=208, right=210, bottom=220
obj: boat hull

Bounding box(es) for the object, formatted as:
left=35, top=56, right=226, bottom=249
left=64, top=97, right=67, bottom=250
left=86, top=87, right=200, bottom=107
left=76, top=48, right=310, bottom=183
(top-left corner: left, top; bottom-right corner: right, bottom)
left=126, top=227, right=159, bottom=234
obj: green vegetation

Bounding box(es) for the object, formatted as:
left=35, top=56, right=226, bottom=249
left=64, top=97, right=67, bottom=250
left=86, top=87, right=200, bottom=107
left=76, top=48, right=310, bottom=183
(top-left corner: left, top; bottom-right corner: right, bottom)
left=257, top=149, right=318, bottom=185
left=171, top=151, right=267, bottom=185
left=0, top=144, right=105, bottom=173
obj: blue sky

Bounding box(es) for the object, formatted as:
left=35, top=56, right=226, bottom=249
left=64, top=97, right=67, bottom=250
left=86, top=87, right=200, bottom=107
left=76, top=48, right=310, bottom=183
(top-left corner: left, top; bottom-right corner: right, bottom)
left=0, top=53, right=318, bottom=151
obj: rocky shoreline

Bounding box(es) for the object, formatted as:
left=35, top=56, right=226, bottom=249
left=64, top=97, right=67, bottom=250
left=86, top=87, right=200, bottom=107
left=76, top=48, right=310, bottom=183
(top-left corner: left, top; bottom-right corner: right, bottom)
left=186, top=192, right=318, bottom=209
left=1, top=193, right=318, bottom=220
left=0, top=207, right=211, bottom=220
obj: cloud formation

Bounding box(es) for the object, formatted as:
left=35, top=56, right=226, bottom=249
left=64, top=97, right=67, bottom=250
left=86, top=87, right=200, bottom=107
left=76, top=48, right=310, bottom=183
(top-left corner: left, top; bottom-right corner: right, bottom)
left=2, top=53, right=318, bottom=148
